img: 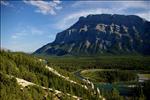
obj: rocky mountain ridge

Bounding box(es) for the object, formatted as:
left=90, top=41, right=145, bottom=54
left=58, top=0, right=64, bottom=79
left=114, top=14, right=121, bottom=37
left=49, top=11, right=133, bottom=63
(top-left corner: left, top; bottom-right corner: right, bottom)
left=34, top=14, right=150, bottom=56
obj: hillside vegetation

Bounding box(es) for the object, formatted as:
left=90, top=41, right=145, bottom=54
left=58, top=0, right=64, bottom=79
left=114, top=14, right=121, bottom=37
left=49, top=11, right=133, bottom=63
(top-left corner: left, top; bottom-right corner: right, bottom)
left=1, top=50, right=150, bottom=100
left=0, top=50, right=99, bottom=100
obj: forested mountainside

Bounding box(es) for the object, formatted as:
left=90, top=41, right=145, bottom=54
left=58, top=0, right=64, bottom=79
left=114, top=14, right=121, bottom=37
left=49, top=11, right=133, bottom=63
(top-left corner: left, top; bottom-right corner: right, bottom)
left=0, top=50, right=101, bottom=100
left=1, top=50, right=150, bottom=100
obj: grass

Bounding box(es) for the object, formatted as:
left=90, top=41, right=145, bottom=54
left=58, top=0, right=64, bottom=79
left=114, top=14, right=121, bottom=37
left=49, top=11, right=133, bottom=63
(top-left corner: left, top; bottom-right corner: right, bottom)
left=143, top=74, right=150, bottom=78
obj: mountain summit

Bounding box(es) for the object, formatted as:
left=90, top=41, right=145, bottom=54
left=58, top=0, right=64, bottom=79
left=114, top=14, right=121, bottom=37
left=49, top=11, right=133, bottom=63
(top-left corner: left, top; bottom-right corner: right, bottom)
left=34, top=14, right=150, bottom=56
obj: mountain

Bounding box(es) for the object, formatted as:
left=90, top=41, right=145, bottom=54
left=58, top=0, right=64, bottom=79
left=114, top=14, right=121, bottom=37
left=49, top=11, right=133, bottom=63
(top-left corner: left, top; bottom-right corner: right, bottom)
left=34, top=14, right=150, bottom=56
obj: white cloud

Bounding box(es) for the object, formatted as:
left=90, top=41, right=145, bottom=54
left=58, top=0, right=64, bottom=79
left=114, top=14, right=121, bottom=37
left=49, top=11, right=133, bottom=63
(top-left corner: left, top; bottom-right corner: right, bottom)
left=55, top=6, right=62, bottom=10
left=55, top=1, right=149, bottom=30
left=0, top=0, right=9, bottom=6
left=71, top=1, right=149, bottom=17
left=136, top=12, right=150, bottom=21
left=23, top=0, right=62, bottom=15
left=0, top=0, right=14, bottom=7
left=53, top=0, right=61, bottom=4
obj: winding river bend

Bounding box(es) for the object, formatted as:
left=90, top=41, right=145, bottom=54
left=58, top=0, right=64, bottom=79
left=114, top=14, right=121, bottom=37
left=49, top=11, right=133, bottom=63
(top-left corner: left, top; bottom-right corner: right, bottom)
left=74, top=69, right=150, bottom=96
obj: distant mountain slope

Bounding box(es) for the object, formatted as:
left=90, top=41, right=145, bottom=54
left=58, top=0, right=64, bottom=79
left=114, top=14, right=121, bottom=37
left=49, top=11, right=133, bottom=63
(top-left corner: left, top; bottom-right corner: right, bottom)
left=34, top=14, right=150, bottom=56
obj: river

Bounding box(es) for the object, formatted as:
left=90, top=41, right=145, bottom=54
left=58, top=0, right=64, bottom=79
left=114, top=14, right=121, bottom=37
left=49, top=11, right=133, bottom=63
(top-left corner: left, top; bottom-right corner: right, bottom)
left=74, top=69, right=150, bottom=96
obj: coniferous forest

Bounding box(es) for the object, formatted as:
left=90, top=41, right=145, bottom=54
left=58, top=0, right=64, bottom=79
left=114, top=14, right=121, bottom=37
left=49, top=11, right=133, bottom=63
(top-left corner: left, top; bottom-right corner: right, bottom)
left=0, top=50, right=100, bottom=100
left=1, top=50, right=150, bottom=100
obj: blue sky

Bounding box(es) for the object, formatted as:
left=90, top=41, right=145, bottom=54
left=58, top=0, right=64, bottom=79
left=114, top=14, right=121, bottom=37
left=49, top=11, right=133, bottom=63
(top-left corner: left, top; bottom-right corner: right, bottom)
left=1, top=0, right=150, bottom=52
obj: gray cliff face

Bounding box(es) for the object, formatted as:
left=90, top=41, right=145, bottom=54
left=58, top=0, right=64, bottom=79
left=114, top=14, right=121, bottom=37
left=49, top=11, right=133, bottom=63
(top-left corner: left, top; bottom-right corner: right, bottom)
left=34, top=14, right=150, bottom=56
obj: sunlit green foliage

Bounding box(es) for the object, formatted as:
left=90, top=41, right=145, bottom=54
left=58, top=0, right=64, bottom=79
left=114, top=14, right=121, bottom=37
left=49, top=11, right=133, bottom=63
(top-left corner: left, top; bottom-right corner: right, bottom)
left=0, top=50, right=97, bottom=99
left=0, top=72, right=53, bottom=100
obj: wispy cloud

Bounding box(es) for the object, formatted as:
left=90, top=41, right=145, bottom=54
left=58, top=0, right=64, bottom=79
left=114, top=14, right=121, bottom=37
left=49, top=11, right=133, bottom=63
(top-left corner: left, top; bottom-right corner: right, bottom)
left=0, top=0, right=9, bottom=6
left=23, top=0, right=62, bottom=15
left=11, top=31, right=27, bottom=39
left=0, top=0, right=13, bottom=7
left=11, top=26, right=44, bottom=39
left=8, top=25, right=51, bottom=52
left=55, top=8, right=117, bottom=30
left=71, top=1, right=149, bottom=19
left=53, top=0, right=61, bottom=4
left=30, top=27, right=44, bottom=35
left=72, top=1, right=149, bottom=10
left=136, top=12, right=150, bottom=21
left=119, top=1, right=149, bottom=10
left=11, top=35, right=18, bottom=39
left=55, top=1, right=149, bottom=30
